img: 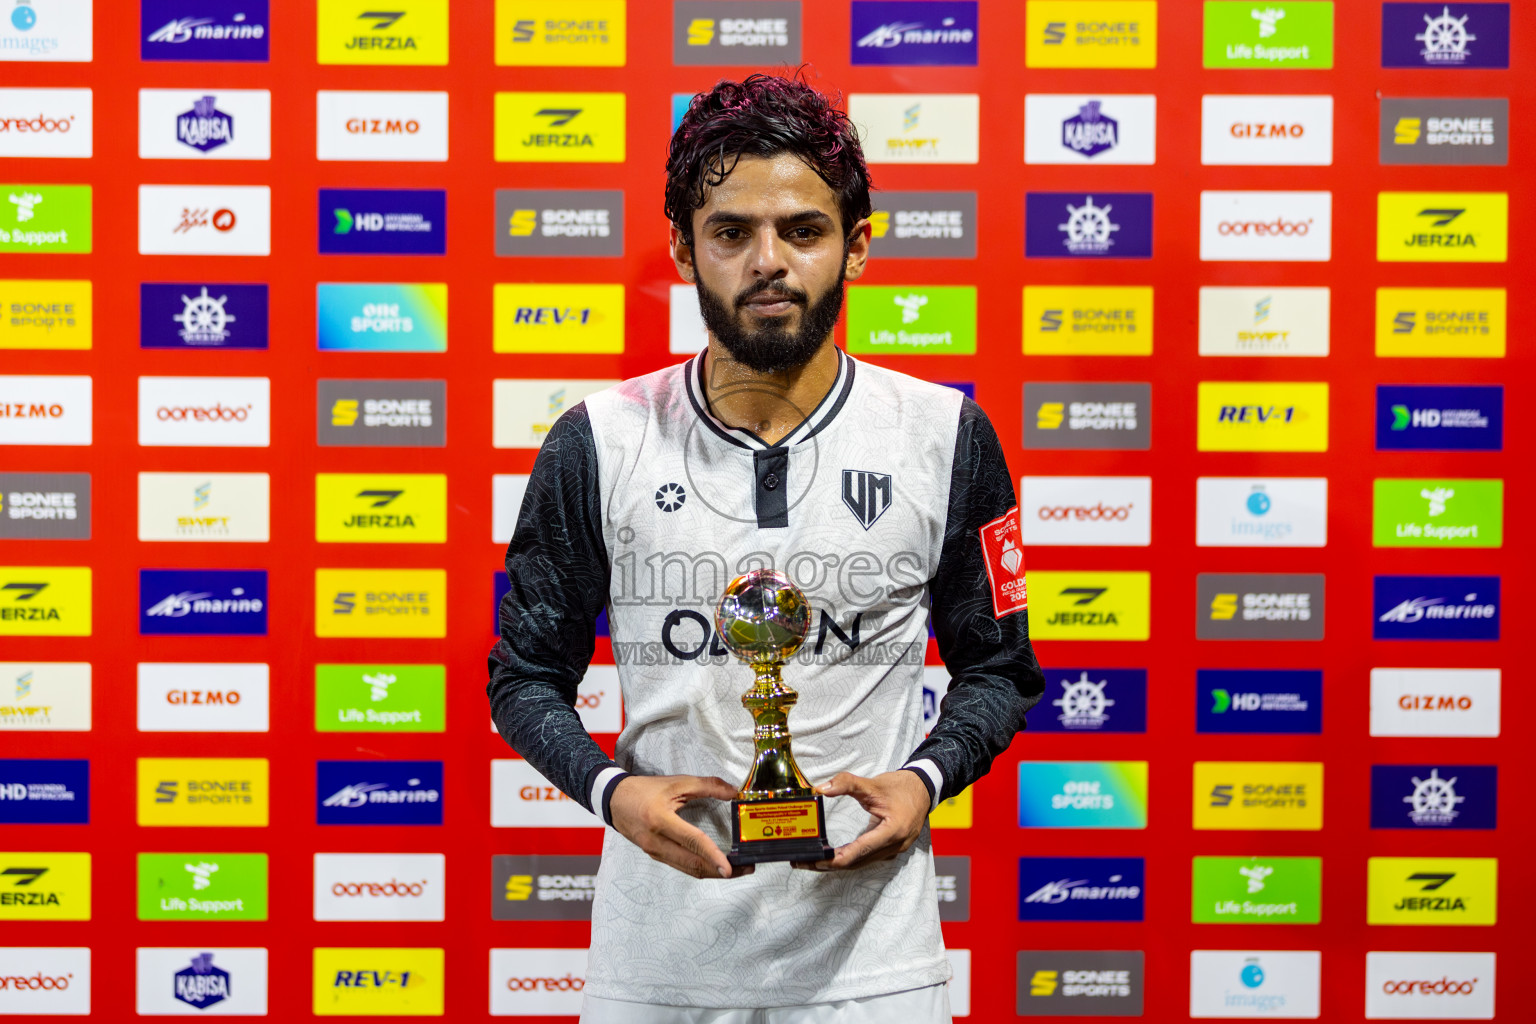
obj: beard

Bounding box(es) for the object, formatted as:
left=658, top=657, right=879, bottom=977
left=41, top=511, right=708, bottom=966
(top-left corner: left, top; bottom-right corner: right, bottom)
left=694, top=264, right=846, bottom=374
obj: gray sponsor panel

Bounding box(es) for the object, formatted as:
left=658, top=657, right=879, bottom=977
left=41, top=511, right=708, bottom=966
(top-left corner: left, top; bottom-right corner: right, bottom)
left=1023, top=382, right=1151, bottom=450
left=1379, top=98, right=1508, bottom=166
left=870, top=192, right=976, bottom=259
left=1197, top=573, right=1326, bottom=640
left=316, top=379, right=446, bottom=448
left=673, top=1, right=801, bottom=65
left=0, top=472, right=90, bottom=539
left=934, top=855, right=970, bottom=922
left=1016, top=950, right=1144, bottom=1016
left=494, top=189, right=624, bottom=257
left=492, top=854, right=601, bottom=921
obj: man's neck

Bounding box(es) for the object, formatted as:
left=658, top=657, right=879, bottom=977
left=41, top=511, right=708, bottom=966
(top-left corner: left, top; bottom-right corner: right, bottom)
left=701, top=338, right=840, bottom=447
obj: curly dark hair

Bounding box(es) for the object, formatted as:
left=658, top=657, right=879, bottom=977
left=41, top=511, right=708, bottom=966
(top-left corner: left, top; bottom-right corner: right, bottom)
left=665, top=71, right=873, bottom=246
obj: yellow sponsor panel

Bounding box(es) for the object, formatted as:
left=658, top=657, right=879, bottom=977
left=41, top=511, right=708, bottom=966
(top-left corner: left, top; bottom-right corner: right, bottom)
left=1367, top=857, right=1497, bottom=926
left=136, top=758, right=269, bottom=828
left=315, top=474, right=447, bottom=544
left=929, top=788, right=972, bottom=829
left=314, top=947, right=445, bottom=1016
left=1026, top=571, right=1150, bottom=641
left=1197, top=382, right=1328, bottom=452
left=1377, top=192, right=1508, bottom=263
left=0, top=280, right=91, bottom=349
left=1023, top=286, right=1153, bottom=355
left=494, top=92, right=626, bottom=163
left=1375, top=287, right=1506, bottom=357
left=1026, top=2, right=1158, bottom=68
left=317, top=1, right=449, bottom=65
left=0, top=852, right=90, bottom=920
left=0, top=567, right=91, bottom=637
left=495, top=1, right=626, bottom=66
left=1193, top=761, right=1322, bottom=831
left=493, top=284, right=625, bottom=354
left=315, top=569, right=447, bottom=639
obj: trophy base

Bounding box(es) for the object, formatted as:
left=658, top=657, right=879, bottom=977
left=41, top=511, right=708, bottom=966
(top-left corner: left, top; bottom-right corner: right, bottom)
left=727, top=794, right=834, bottom=867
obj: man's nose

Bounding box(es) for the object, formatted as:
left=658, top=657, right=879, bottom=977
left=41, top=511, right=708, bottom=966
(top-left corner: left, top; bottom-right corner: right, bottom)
left=749, top=229, right=789, bottom=280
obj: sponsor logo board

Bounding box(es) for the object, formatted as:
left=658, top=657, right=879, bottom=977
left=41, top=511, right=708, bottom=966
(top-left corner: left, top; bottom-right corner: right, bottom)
left=488, top=947, right=586, bottom=1016
left=0, top=759, right=87, bottom=824
left=1381, top=97, right=1507, bottom=165
left=136, top=758, right=268, bottom=827
left=1197, top=573, right=1325, bottom=640
left=495, top=189, right=624, bottom=257
left=140, top=282, right=267, bottom=350
left=1023, top=382, right=1150, bottom=450
left=1192, top=856, right=1321, bottom=924
left=1020, top=476, right=1150, bottom=546
left=1370, top=668, right=1499, bottom=737
left=492, top=474, right=530, bottom=544
left=493, top=91, right=625, bottom=163
left=1027, top=571, right=1149, bottom=640
left=1024, top=94, right=1156, bottom=164
left=0, top=88, right=92, bottom=157
left=934, top=855, right=970, bottom=921
left=669, top=283, right=708, bottom=354
left=316, top=1, right=448, bottom=65
left=0, top=375, right=92, bottom=445
left=319, top=189, right=446, bottom=255
left=316, top=283, right=447, bottom=351
left=0, top=473, right=89, bottom=540
left=1022, top=285, right=1152, bottom=355
left=137, top=852, right=267, bottom=920
left=1197, top=670, right=1322, bottom=733
left=492, top=378, right=617, bottom=449
left=1203, top=0, right=1334, bottom=68
left=1376, top=385, right=1502, bottom=451
left=1364, top=951, right=1495, bottom=1019
left=495, top=0, right=627, bottom=66
left=851, top=2, right=977, bottom=66
left=1371, top=764, right=1496, bottom=830
left=315, top=473, right=447, bottom=544
left=1377, top=191, right=1507, bottom=263
left=491, top=854, right=601, bottom=921
left=930, top=788, right=971, bottom=828
left=1198, top=286, right=1329, bottom=356
left=1189, top=950, right=1321, bottom=1018
left=137, top=472, right=270, bottom=542
left=1019, top=857, right=1144, bottom=920
left=138, top=185, right=268, bottom=255
left=1017, top=762, right=1148, bottom=829
left=318, top=380, right=446, bottom=447
left=868, top=191, right=975, bottom=259
left=138, top=89, right=270, bottom=160
left=1373, top=478, right=1501, bottom=548
left=1026, top=1, right=1157, bottom=68
left=1026, top=191, right=1153, bottom=259
left=1026, top=668, right=1147, bottom=734
left=0, top=947, right=91, bottom=1015
left=314, top=853, right=444, bottom=921
left=0, top=0, right=93, bottom=62
left=673, top=1, right=801, bottom=64
left=139, top=569, right=267, bottom=637
left=1202, top=95, right=1333, bottom=165
left=1382, top=3, right=1508, bottom=68
left=1367, top=857, right=1497, bottom=926
left=0, top=183, right=90, bottom=252
left=315, top=569, right=447, bottom=639
left=316, top=761, right=443, bottom=827
left=137, top=663, right=269, bottom=733
left=1, top=279, right=91, bottom=350
left=313, top=947, right=444, bottom=1016
left=1375, top=287, right=1504, bottom=357
left=316, top=664, right=446, bottom=733
left=1373, top=575, right=1499, bottom=641
left=1200, top=191, right=1331, bottom=261
left=0, top=662, right=90, bottom=731
left=1017, top=950, right=1144, bottom=1016
left=137, top=376, right=269, bottom=447
left=316, top=90, right=448, bottom=162
left=1196, top=477, right=1328, bottom=547
left=846, top=285, right=975, bottom=354
left=1194, top=761, right=1323, bottom=831
left=1197, top=381, right=1328, bottom=451
left=142, top=0, right=269, bottom=62
left=493, top=283, right=623, bottom=353
left=0, top=851, right=89, bottom=919
left=848, top=93, right=979, bottom=164
left=0, top=566, right=92, bottom=636
left=135, top=947, right=267, bottom=1015
left=491, top=759, right=602, bottom=828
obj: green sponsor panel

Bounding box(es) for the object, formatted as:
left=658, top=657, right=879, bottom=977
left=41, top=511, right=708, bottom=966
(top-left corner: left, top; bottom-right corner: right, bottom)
left=846, top=285, right=976, bottom=355
left=315, top=663, right=446, bottom=732
left=1203, top=2, right=1334, bottom=69
left=1373, top=478, right=1502, bottom=548
left=137, top=853, right=268, bottom=920
left=0, top=184, right=92, bottom=253
left=1192, top=855, right=1320, bottom=924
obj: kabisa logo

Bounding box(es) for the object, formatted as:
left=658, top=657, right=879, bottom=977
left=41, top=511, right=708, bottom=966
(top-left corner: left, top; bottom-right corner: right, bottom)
left=142, top=1, right=270, bottom=62
left=1025, top=1, right=1158, bottom=68
left=1370, top=764, right=1496, bottom=830
left=319, top=189, right=446, bottom=255
left=1381, top=98, right=1508, bottom=166
left=1189, top=951, right=1322, bottom=1018
left=1018, top=856, right=1144, bottom=922
left=316, top=283, right=448, bottom=352
left=316, top=760, right=443, bottom=826
left=1197, top=669, right=1322, bottom=733
left=1017, top=951, right=1144, bottom=1016
left=1373, top=574, right=1499, bottom=641
left=1025, top=192, right=1153, bottom=259
left=493, top=92, right=625, bottom=163
left=1027, top=668, right=1147, bottom=733
left=1191, top=855, right=1322, bottom=924
left=1017, top=761, right=1149, bottom=829
left=175, top=95, right=230, bottom=152
left=1024, top=94, right=1156, bottom=165
left=491, top=854, right=601, bottom=921
left=1382, top=3, right=1509, bottom=68
left=851, top=1, right=978, bottom=66
left=1195, top=477, right=1329, bottom=548
left=674, top=1, right=801, bottom=64
left=316, top=3, right=447, bottom=65
left=1023, top=383, right=1151, bottom=451
left=0, top=852, right=90, bottom=920
left=137, top=852, right=268, bottom=920
left=1375, top=286, right=1505, bottom=358
left=866, top=191, right=976, bottom=259
left=140, top=283, right=267, bottom=349
left=1367, top=856, right=1498, bottom=925
left=139, top=569, right=267, bottom=636
left=494, top=189, right=624, bottom=257
left=0, top=566, right=91, bottom=636
left=1197, top=573, right=1325, bottom=641
left=1370, top=668, right=1500, bottom=739
left=170, top=952, right=230, bottom=1010
left=0, top=759, right=87, bottom=824
left=1062, top=100, right=1117, bottom=157
left=1028, top=572, right=1150, bottom=640
left=1202, top=1, right=1335, bottom=68
left=0, top=473, right=90, bottom=541
left=1194, top=761, right=1323, bottom=831
left=1377, top=191, right=1508, bottom=263
left=316, top=379, right=446, bottom=447
left=1376, top=385, right=1502, bottom=451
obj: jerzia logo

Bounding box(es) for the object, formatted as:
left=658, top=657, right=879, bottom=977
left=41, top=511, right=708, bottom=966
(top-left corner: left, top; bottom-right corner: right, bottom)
left=1367, top=856, right=1497, bottom=924
left=841, top=470, right=891, bottom=530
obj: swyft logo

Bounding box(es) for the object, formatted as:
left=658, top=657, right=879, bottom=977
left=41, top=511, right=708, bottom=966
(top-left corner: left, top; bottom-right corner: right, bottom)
left=0, top=662, right=91, bottom=731
left=848, top=93, right=979, bottom=164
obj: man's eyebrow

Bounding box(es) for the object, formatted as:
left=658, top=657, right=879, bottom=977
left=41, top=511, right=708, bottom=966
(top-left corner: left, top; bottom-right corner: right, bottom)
left=700, top=209, right=837, bottom=229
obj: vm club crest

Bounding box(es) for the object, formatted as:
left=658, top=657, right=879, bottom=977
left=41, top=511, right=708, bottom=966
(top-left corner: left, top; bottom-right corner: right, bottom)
left=841, top=470, right=892, bottom=529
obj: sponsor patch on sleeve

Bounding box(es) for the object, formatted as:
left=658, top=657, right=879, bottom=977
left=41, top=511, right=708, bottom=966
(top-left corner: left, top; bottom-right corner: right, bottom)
left=979, top=506, right=1028, bottom=618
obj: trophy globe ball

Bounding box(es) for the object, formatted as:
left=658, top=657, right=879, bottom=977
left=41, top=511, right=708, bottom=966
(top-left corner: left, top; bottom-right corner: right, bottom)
left=714, top=569, right=810, bottom=663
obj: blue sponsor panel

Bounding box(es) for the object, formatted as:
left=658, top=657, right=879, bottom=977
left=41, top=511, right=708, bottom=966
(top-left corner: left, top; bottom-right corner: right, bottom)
left=0, top=759, right=89, bottom=823
left=1376, top=385, right=1503, bottom=451
left=318, top=189, right=447, bottom=255
left=1381, top=3, right=1508, bottom=68
left=1373, top=575, right=1499, bottom=641
left=1025, top=192, right=1153, bottom=259
left=139, top=569, right=268, bottom=636
left=141, top=283, right=269, bottom=349
left=496, top=570, right=607, bottom=637
left=1370, top=764, right=1497, bottom=830
left=316, top=760, right=443, bottom=825
left=850, top=2, right=979, bottom=66
left=1018, top=856, right=1145, bottom=922
left=141, top=1, right=271, bottom=62
left=1027, top=668, right=1148, bottom=733
left=1196, top=670, right=1322, bottom=734
left=937, top=382, right=975, bottom=399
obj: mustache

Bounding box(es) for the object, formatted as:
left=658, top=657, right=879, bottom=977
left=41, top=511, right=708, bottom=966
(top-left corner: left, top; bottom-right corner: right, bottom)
left=734, top=280, right=808, bottom=309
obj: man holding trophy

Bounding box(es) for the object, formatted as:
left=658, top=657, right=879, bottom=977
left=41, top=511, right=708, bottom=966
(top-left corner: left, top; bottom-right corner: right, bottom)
left=488, top=73, right=1045, bottom=1024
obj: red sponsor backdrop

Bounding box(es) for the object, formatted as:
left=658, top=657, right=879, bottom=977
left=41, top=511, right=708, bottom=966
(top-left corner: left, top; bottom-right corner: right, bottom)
left=3, top=1, right=1533, bottom=1019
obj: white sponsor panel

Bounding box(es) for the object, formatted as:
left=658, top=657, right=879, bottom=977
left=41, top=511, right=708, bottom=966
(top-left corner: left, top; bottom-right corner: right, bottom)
left=0, top=88, right=92, bottom=157
left=0, top=947, right=90, bottom=1014
left=1196, top=478, right=1328, bottom=548
left=0, top=375, right=92, bottom=446
left=134, top=947, right=267, bottom=1015
left=491, top=474, right=530, bottom=544
left=313, top=853, right=445, bottom=922
left=138, top=89, right=271, bottom=161
left=138, top=184, right=271, bottom=256
left=1020, top=476, right=1151, bottom=546
left=948, top=949, right=971, bottom=1017
left=1365, top=952, right=1494, bottom=1020
left=491, top=760, right=602, bottom=828
left=919, top=666, right=947, bottom=735
left=1199, top=287, right=1331, bottom=357
left=492, top=379, right=618, bottom=450
left=137, top=663, right=270, bottom=733
left=138, top=471, right=271, bottom=542
left=669, top=283, right=709, bottom=354
left=0, top=662, right=90, bottom=731
left=1190, top=950, right=1320, bottom=1018
left=1200, top=191, right=1332, bottom=263
left=1024, top=94, right=1157, bottom=165
left=848, top=93, right=979, bottom=164
left=490, top=665, right=621, bottom=735
left=137, top=377, right=270, bottom=448
left=1201, top=95, right=1334, bottom=166
left=489, top=948, right=587, bottom=1016
left=316, top=91, right=449, bottom=162
left=0, top=0, right=93, bottom=62
left=1370, top=669, right=1500, bottom=738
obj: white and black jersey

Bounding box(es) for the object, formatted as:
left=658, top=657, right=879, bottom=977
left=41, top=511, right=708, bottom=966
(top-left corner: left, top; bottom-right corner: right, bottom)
left=488, top=349, right=1044, bottom=1007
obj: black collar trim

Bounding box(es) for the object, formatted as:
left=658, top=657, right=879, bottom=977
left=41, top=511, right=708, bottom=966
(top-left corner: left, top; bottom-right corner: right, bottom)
left=683, top=348, right=855, bottom=451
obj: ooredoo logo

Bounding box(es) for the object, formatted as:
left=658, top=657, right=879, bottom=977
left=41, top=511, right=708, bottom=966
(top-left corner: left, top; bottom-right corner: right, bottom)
left=1022, top=477, right=1151, bottom=547
left=506, top=974, right=584, bottom=991
left=1200, top=191, right=1332, bottom=262
left=1218, top=218, right=1312, bottom=236
left=0, top=89, right=92, bottom=158
left=313, top=853, right=444, bottom=922
left=1365, top=951, right=1495, bottom=1018
left=0, top=947, right=90, bottom=1013
left=490, top=949, right=588, bottom=1015
left=137, top=377, right=269, bottom=448
left=156, top=402, right=250, bottom=421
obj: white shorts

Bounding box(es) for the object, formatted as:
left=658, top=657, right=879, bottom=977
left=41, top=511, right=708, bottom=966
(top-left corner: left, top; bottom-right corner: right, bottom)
left=580, top=982, right=951, bottom=1024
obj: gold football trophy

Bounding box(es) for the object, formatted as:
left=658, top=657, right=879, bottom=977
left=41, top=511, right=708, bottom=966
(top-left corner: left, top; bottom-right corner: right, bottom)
left=715, top=569, right=834, bottom=866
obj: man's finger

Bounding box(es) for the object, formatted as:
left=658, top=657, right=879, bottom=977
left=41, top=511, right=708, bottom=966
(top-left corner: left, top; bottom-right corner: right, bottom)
left=654, top=813, right=732, bottom=878
left=827, top=819, right=903, bottom=870
left=672, top=775, right=740, bottom=802
left=815, top=772, right=871, bottom=800
left=640, top=834, right=720, bottom=879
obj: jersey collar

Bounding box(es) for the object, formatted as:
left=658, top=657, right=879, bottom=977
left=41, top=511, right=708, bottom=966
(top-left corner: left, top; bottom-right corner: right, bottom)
left=684, top=346, right=856, bottom=451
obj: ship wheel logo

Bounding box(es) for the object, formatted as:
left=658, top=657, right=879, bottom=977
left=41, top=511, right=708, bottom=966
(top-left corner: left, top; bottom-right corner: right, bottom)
left=1416, top=5, right=1475, bottom=63
left=1404, top=767, right=1464, bottom=826
left=174, top=286, right=236, bottom=344
left=1058, top=196, right=1119, bottom=254
left=1052, top=671, right=1115, bottom=728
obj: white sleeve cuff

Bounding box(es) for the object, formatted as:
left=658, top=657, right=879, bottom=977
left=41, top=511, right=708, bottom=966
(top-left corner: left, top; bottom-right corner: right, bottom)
left=903, top=759, right=944, bottom=812
left=588, top=766, right=628, bottom=825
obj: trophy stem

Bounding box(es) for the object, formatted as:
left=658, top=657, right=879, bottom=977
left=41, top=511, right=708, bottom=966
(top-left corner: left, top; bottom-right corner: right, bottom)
left=738, top=661, right=813, bottom=799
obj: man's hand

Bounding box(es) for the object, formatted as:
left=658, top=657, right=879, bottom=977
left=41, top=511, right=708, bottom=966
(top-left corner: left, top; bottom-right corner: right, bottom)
left=795, top=770, right=930, bottom=871
left=609, top=774, right=753, bottom=880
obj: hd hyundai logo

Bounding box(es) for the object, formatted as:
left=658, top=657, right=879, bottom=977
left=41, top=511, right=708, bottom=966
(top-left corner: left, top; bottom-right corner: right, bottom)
left=841, top=470, right=892, bottom=529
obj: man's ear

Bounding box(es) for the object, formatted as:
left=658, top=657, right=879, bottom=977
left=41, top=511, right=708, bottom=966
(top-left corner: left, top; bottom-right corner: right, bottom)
left=844, top=218, right=872, bottom=282
left=669, top=223, right=696, bottom=283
